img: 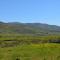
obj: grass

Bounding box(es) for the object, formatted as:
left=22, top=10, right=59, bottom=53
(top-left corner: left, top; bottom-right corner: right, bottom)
left=0, top=43, right=60, bottom=60
left=0, top=34, right=60, bottom=60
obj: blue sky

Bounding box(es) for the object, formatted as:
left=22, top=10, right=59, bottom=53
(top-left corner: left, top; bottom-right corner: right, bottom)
left=0, top=0, right=60, bottom=25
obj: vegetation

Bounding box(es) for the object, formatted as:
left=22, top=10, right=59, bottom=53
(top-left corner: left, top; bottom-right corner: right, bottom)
left=0, top=43, right=60, bottom=60
left=0, top=22, right=60, bottom=35
left=0, top=34, right=59, bottom=60
left=0, top=22, right=60, bottom=60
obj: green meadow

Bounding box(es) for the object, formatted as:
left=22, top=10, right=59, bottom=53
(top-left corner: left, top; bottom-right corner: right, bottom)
left=0, top=34, right=60, bottom=60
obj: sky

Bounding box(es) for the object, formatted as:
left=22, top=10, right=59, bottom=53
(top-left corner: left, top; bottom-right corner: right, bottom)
left=0, top=0, right=60, bottom=26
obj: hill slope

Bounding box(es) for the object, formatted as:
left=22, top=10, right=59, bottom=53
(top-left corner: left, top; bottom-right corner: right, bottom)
left=0, top=22, right=60, bottom=35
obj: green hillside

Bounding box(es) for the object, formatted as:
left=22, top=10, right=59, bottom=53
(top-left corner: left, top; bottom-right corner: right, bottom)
left=0, top=22, right=60, bottom=60
left=0, top=22, right=60, bottom=35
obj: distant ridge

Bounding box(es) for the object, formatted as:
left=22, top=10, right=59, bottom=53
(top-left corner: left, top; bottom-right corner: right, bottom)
left=0, top=21, right=60, bottom=35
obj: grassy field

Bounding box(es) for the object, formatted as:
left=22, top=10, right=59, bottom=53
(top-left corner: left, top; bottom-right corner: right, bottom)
left=0, top=44, right=60, bottom=60
left=0, top=34, right=60, bottom=60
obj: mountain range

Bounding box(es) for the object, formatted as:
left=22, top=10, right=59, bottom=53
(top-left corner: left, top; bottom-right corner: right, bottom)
left=0, top=21, right=60, bottom=35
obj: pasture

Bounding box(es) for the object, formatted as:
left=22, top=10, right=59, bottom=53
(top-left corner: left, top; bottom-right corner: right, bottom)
left=0, top=34, right=60, bottom=60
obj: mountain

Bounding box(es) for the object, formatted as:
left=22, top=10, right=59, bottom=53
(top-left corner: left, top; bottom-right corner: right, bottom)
left=0, top=22, right=60, bottom=35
